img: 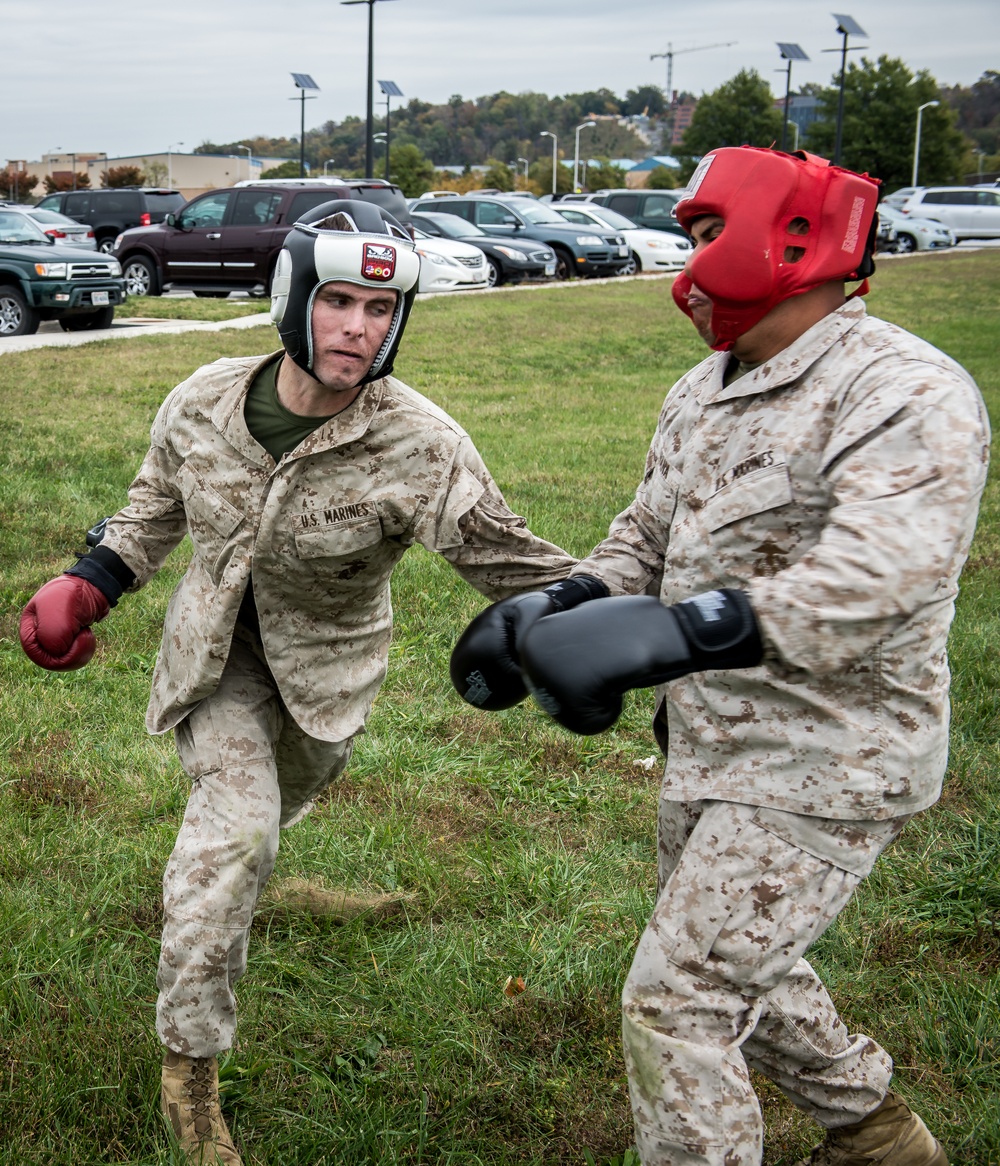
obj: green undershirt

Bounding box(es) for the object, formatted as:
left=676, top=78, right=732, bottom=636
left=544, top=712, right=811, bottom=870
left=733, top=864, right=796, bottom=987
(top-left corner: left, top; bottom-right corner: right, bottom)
left=238, top=356, right=338, bottom=629
left=243, top=355, right=337, bottom=462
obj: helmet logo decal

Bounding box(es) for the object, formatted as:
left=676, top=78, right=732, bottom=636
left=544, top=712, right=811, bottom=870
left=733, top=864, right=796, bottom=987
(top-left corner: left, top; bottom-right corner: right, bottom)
left=842, top=196, right=867, bottom=253
left=363, top=242, right=397, bottom=281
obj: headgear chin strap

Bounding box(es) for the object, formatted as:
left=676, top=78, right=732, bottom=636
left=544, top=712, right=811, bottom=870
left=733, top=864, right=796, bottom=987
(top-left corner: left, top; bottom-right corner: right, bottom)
left=270, top=199, right=420, bottom=384
left=672, top=147, right=881, bottom=351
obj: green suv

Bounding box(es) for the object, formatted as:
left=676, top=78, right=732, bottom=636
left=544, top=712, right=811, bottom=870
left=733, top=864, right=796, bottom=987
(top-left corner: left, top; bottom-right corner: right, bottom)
left=0, top=209, right=126, bottom=336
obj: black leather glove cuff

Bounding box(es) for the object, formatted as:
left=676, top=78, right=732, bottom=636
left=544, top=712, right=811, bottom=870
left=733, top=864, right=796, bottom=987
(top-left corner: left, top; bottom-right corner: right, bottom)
left=671, top=588, right=764, bottom=671
left=65, top=546, right=136, bottom=608
left=542, top=573, right=609, bottom=612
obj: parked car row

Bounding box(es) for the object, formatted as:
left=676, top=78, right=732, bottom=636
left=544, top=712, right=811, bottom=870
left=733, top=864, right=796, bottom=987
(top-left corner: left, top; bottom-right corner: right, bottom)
left=0, top=209, right=126, bottom=336
left=881, top=185, right=1000, bottom=241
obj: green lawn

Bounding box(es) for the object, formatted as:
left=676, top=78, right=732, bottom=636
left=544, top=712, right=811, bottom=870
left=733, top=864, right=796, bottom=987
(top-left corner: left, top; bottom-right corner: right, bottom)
left=0, top=253, right=998, bottom=1164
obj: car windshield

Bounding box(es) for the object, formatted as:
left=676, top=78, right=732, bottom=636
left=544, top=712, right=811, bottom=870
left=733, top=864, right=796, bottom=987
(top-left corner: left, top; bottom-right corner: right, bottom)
left=575, top=206, right=637, bottom=231
left=514, top=202, right=577, bottom=225
left=421, top=214, right=485, bottom=239
left=26, top=209, right=81, bottom=225
left=0, top=211, right=50, bottom=243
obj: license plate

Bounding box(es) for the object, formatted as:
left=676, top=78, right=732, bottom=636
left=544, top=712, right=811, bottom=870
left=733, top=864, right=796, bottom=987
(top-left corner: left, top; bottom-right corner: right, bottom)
left=544, top=262, right=556, bottom=275
left=91, top=291, right=109, bottom=305
left=618, top=246, right=629, bottom=257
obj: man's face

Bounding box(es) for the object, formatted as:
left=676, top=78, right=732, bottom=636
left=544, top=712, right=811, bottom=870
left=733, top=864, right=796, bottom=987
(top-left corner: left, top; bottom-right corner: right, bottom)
left=685, top=282, right=716, bottom=348
left=310, top=281, right=397, bottom=391
left=682, top=216, right=725, bottom=348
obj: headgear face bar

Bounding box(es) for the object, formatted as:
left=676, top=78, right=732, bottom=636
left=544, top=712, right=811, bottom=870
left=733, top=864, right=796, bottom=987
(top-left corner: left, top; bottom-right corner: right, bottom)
left=270, top=200, right=421, bottom=384
left=671, top=146, right=880, bottom=350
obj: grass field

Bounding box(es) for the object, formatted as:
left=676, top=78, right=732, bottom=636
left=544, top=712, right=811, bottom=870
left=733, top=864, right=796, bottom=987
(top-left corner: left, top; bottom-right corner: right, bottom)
left=0, top=253, right=998, bottom=1165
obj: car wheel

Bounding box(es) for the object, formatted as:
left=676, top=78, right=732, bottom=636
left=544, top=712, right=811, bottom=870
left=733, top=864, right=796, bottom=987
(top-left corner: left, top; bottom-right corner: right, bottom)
left=620, top=252, right=640, bottom=277
left=553, top=248, right=575, bottom=281
left=97, top=237, right=117, bottom=254
left=486, top=258, right=503, bottom=288
left=895, top=233, right=917, bottom=254
left=122, top=256, right=160, bottom=297
left=0, top=286, right=40, bottom=336
left=194, top=291, right=230, bottom=298
left=59, top=306, right=115, bottom=332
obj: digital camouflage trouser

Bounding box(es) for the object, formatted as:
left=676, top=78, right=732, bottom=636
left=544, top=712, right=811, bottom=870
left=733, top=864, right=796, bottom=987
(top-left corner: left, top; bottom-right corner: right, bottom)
left=156, top=624, right=354, bottom=1057
left=623, top=798, right=909, bottom=1166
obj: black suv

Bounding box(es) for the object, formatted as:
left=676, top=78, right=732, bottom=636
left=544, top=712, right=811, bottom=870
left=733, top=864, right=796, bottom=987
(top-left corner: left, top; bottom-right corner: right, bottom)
left=35, top=188, right=187, bottom=255
left=112, top=179, right=412, bottom=298
left=558, top=189, right=687, bottom=238
left=410, top=193, right=629, bottom=280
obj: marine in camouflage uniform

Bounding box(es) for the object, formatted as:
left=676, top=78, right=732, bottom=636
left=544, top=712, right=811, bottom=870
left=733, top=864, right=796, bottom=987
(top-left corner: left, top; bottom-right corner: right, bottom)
left=450, top=149, right=989, bottom=1166
left=21, top=202, right=574, bottom=1163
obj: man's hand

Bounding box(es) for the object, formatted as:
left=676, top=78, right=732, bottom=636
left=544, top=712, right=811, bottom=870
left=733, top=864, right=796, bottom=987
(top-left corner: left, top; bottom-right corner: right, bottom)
left=450, top=574, right=609, bottom=711
left=519, top=590, right=763, bottom=735
left=20, top=575, right=111, bottom=671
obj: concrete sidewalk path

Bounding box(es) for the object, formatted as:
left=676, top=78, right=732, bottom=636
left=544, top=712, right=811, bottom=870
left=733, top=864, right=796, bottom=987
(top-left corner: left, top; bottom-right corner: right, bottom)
left=0, top=310, right=276, bottom=355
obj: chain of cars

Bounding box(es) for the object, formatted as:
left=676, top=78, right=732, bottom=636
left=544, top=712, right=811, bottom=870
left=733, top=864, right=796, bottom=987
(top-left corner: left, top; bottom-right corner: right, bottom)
left=2, top=174, right=993, bottom=339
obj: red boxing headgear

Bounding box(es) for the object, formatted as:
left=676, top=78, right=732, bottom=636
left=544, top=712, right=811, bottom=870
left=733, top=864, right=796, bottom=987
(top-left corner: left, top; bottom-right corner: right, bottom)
left=671, top=146, right=881, bottom=350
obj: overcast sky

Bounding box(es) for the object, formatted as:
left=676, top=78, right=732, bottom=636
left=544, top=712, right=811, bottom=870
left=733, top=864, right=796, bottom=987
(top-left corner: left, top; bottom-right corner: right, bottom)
left=7, top=0, right=998, bottom=165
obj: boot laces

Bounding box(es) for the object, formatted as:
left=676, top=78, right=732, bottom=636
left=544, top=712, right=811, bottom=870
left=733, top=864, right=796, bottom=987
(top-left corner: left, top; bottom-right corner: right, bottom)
left=186, top=1057, right=218, bottom=1140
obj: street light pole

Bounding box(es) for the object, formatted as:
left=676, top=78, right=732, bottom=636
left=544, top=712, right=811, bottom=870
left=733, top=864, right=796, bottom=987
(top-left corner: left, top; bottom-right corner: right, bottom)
left=342, top=0, right=400, bottom=180
left=517, top=157, right=529, bottom=188
left=236, top=144, right=253, bottom=181
left=912, top=100, right=940, bottom=187
left=776, top=43, right=809, bottom=154
left=540, top=131, right=558, bottom=195
left=823, top=15, right=867, bottom=166
left=167, top=142, right=183, bottom=189
left=574, top=121, right=596, bottom=192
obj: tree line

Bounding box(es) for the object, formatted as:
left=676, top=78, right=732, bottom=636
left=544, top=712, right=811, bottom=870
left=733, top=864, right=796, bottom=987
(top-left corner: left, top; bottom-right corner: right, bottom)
left=189, top=64, right=999, bottom=198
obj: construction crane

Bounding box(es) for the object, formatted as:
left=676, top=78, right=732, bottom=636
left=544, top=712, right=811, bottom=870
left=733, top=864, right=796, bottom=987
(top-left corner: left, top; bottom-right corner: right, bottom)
left=651, top=41, right=737, bottom=105
left=651, top=41, right=737, bottom=147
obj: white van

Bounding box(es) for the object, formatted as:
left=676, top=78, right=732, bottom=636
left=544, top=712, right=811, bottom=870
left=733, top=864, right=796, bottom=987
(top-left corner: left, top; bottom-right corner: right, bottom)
left=881, top=186, right=1000, bottom=241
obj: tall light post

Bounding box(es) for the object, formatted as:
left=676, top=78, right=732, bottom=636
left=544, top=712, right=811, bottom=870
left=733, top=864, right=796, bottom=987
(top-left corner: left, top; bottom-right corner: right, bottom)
left=776, top=43, right=809, bottom=153
left=290, top=74, right=320, bottom=177
left=341, top=0, right=400, bottom=179
left=540, top=131, right=558, bottom=195
left=378, top=80, right=403, bottom=183
left=324, top=159, right=338, bottom=176
left=573, top=120, right=596, bottom=192
left=823, top=14, right=867, bottom=166
left=912, top=100, right=940, bottom=187
left=374, top=132, right=388, bottom=179
left=236, top=143, right=253, bottom=181
left=517, top=157, right=529, bottom=188
left=167, top=142, right=183, bottom=189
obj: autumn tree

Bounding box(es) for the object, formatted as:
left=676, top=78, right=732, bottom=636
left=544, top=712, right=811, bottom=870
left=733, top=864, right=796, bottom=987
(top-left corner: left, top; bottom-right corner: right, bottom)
left=43, top=172, right=91, bottom=193
left=102, top=165, right=146, bottom=188
left=0, top=165, right=40, bottom=202
left=681, top=69, right=783, bottom=158
left=806, top=56, right=967, bottom=189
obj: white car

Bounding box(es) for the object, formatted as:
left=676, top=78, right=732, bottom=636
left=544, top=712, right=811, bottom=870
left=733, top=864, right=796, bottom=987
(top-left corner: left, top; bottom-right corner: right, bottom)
left=553, top=203, right=691, bottom=275
left=4, top=205, right=98, bottom=250
left=412, top=228, right=489, bottom=293
left=877, top=203, right=954, bottom=254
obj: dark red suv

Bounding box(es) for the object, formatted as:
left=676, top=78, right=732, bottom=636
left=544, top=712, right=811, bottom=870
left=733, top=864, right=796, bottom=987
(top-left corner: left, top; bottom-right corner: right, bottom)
left=112, top=179, right=412, bottom=298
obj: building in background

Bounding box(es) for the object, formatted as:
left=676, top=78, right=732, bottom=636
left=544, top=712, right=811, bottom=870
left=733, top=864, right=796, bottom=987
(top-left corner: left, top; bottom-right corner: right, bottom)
left=22, top=150, right=275, bottom=200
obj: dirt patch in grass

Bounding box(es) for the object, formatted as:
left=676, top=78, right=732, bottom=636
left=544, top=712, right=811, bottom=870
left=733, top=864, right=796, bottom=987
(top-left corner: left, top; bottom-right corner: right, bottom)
left=5, top=731, right=101, bottom=812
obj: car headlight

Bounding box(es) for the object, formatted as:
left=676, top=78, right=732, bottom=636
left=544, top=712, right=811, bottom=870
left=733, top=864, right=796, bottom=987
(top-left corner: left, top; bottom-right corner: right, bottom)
left=575, top=235, right=604, bottom=246
left=416, top=249, right=457, bottom=267
left=644, top=239, right=682, bottom=250
left=34, top=262, right=68, bottom=278
left=493, top=246, right=528, bottom=262
left=107, top=260, right=122, bottom=276
left=113, top=234, right=124, bottom=251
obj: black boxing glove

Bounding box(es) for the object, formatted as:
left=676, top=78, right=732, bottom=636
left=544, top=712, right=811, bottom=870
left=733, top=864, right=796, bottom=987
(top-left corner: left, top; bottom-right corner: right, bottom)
left=519, top=589, right=763, bottom=735
left=450, top=574, right=610, bottom=710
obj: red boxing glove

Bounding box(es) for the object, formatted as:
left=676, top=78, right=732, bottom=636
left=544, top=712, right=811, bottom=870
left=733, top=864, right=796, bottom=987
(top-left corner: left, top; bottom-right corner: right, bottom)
left=20, top=575, right=111, bottom=671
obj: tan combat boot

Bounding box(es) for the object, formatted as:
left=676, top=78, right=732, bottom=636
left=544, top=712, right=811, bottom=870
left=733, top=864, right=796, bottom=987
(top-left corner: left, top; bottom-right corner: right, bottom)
left=161, top=1048, right=243, bottom=1166
left=796, top=1090, right=948, bottom=1165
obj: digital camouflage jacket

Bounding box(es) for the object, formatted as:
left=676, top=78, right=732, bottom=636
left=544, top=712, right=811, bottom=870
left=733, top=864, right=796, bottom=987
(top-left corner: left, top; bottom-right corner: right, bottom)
left=576, top=301, right=990, bottom=820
